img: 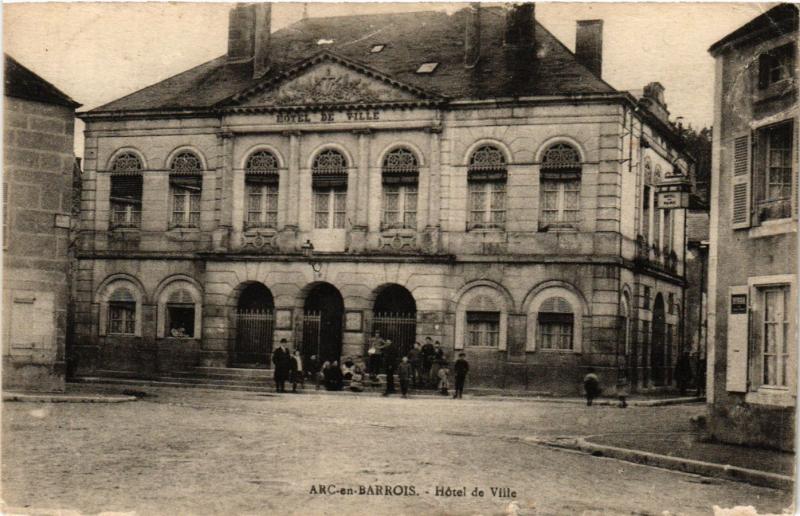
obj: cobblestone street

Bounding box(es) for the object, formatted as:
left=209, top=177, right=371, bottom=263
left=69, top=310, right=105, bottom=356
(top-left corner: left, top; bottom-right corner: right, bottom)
left=2, top=387, right=793, bottom=515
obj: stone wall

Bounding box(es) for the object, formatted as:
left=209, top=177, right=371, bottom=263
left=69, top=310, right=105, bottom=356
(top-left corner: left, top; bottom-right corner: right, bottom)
left=3, top=96, right=75, bottom=392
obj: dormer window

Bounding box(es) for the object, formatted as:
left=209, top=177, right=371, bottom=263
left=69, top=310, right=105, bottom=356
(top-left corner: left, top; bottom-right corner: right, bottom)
left=416, top=62, right=439, bottom=74
left=370, top=44, right=386, bottom=53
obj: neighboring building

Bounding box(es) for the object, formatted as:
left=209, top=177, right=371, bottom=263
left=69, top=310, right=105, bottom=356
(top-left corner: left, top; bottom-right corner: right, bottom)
left=71, top=4, right=693, bottom=394
left=3, top=54, right=80, bottom=392
left=684, top=195, right=709, bottom=386
left=707, top=4, right=798, bottom=451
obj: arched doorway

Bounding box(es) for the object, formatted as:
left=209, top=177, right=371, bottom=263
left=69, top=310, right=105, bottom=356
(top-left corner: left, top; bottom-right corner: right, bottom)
left=619, top=293, right=633, bottom=388
left=372, top=284, right=417, bottom=359
left=234, top=282, right=274, bottom=367
left=651, top=293, right=666, bottom=386
left=301, top=283, right=344, bottom=364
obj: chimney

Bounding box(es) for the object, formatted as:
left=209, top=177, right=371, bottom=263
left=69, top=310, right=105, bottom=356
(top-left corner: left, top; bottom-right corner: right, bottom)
left=464, top=3, right=481, bottom=68
left=253, top=3, right=272, bottom=78
left=504, top=3, right=535, bottom=48
left=227, top=3, right=272, bottom=79
left=575, top=19, right=603, bottom=77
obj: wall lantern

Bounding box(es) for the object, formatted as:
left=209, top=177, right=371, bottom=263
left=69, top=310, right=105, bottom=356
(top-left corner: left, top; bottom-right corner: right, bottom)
left=301, top=239, right=322, bottom=273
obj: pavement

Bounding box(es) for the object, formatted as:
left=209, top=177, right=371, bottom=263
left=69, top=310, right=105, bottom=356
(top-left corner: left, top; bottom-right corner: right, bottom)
left=2, top=384, right=793, bottom=515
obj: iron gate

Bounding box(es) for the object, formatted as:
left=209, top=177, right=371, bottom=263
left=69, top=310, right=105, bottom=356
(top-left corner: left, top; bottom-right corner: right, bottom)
left=298, top=311, right=322, bottom=361
left=233, top=309, right=274, bottom=366
left=371, top=312, right=417, bottom=358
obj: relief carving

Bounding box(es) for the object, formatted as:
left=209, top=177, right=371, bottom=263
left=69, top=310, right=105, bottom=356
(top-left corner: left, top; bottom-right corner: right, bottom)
left=249, top=63, right=417, bottom=106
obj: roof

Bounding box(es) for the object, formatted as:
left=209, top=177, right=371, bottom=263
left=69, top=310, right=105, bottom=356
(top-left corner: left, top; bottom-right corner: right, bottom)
left=86, top=7, right=616, bottom=115
left=4, top=54, right=80, bottom=108
left=708, top=3, right=798, bottom=56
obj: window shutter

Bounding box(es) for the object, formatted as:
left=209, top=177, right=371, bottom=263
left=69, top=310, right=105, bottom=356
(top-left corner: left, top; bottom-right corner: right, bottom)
left=747, top=286, right=763, bottom=392
left=726, top=285, right=749, bottom=392
left=731, top=134, right=751, bottom=229
left=455, top=313, right=465, bottom=350
left=793, top=121, right=798, bottom=219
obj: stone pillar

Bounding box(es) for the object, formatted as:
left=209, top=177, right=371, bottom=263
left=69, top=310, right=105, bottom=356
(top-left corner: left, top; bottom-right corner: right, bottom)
left=213, top=132, right=234, bottom=251
left=349, top=129, right=370, bottom=253
left=422, top=126, right=442, bottom=253
left=278, top=131, right=301, bottom=251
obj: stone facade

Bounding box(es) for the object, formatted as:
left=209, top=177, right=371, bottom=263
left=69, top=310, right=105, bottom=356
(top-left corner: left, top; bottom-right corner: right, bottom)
left=3, top=55, right=80, bottom=392
left=71, top=5, right=691, bottom=395
left=707, top=4, right=798, bottom=451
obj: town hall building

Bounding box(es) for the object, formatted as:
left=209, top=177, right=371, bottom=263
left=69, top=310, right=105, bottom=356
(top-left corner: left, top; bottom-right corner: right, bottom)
left=71, top=3, right=694, bottom=394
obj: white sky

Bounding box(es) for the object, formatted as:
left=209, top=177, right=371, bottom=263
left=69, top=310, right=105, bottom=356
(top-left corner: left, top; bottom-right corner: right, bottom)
left=3, top=2, right=771, bottom=157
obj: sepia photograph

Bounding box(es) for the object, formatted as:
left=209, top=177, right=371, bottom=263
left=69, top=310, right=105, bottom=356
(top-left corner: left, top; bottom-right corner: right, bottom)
left=1, top=1, right=797, bottom=514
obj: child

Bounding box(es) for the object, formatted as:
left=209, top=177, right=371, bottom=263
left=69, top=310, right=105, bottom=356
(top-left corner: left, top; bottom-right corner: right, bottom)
left=453, top=352, right=469, bottom=399
left=583, top=368, right=601, bottom=406
left=438, top=363, right=450, bottom=396
left=616, top=371, right=629, bottom=408
left=349, top=365, right=364, bottom=393
left=398, top=356, right=412, bottom=398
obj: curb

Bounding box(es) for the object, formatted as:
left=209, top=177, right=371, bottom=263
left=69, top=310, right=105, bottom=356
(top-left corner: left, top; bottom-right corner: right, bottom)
left=3, top=392, right=138, bottom=403
left=526, top=436, right=792, bottom=490
left=69, top=378, right=704, bottom=406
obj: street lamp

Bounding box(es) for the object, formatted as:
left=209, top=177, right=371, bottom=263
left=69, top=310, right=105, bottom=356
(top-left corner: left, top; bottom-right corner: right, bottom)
left=301, top=239, right=322, bottom=273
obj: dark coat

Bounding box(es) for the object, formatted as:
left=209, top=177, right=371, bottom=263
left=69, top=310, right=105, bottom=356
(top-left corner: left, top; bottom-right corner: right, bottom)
left=398, top=362, right=412, bottom=380
left=454, top=358, right=470, bottom=377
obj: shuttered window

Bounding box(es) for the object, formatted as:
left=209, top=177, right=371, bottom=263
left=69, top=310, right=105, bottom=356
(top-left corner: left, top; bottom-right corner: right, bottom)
left=731, top=134, right=751, bottom=229
left=539, top=143, right=582, bottom=230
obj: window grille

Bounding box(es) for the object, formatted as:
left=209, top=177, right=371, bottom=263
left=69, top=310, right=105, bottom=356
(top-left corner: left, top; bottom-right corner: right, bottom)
left=170, top=152, right=203, bottom=174
left=111, top=152, right=143, bottom=174
left=541, top=143, right=581, bottom=171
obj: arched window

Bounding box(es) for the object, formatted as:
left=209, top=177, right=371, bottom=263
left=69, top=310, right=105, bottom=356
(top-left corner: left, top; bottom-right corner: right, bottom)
left=108, top=287, right=136, bottom=335
left=312, top=149, right=348, bottom=229
left=454, top=283, right=509, bottom=351
left=537, top=296, right=574, bottom=350
left=169, top=151, right=202, bottom=228
left=539, top=143, right=581, bottom=230
left=110, top=152, right=143, bottom=228
left=527, top=285, right=584, bottom=352
left=245, top=150, right=279, bottom=229
left=98, top=278, right=143, bottom=337
left=157, top=279, right=202, bottom=339
left=467, top=145, right=506, bottom=230
left=382, top=148, right=419, bottom=230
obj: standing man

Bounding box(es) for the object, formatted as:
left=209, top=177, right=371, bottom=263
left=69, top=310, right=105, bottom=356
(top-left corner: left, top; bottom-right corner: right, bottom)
left=420, top=337, right=435, bottom=385
left=453, top=352, right=469, bottom=399
left=408, top=342, right=421, bottom=387
left=398, top=356, right=412, bottom=398
left=367, top=330, right=384, bottom=379
left=272, top=340, right=287, bottom=393
left=380, top=338, right=398, bottom=396
left=290, top=349, right=304, bottom=393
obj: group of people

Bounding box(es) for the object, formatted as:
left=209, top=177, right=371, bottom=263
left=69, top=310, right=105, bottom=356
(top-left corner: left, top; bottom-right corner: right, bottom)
left=270, top=335, right=471, bottom=399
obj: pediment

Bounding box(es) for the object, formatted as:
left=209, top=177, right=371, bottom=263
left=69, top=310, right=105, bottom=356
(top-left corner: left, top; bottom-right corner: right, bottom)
left=235, top=55, right=434, bottom=108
